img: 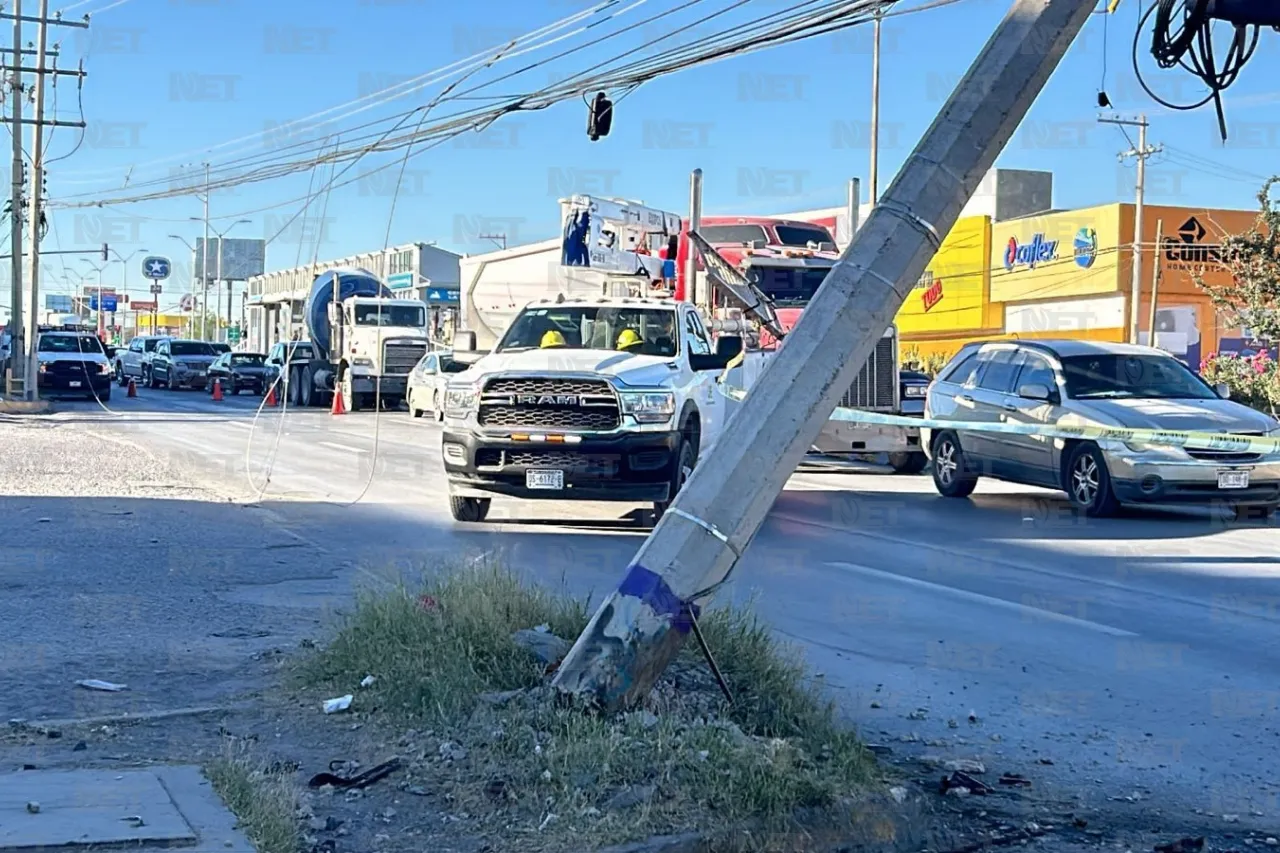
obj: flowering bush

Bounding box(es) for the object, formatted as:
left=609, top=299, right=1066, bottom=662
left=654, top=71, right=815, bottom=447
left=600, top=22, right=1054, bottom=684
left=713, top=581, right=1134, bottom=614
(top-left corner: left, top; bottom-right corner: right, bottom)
left=1199, top=350, right=1280, bottom=414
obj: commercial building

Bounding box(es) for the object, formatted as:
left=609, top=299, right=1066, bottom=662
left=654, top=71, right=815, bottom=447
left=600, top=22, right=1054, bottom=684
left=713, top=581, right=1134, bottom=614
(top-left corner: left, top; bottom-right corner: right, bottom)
left=245, top=242, right=461, bottom=352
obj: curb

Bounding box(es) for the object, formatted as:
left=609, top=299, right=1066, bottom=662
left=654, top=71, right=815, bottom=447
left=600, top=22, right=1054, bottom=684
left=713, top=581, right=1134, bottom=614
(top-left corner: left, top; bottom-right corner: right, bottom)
left=0, top=399, right=54, bottom=414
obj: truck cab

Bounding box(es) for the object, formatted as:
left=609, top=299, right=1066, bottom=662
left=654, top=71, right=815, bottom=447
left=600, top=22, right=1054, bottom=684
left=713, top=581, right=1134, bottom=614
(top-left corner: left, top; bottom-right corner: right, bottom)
left=338, top=296, right=430, bottom=408
left=440, top=296, right=740, bottom=523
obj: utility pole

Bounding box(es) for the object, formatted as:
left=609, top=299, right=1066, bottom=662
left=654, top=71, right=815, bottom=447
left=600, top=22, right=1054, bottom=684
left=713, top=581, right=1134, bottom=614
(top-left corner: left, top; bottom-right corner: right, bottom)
left=1148, top=219, right=1162, bottom=350
left=868, top=8, right=882, bottom=205
left=686, top=168, right=702, bottom=310
left=479, top=233, right=506, bottom=251
left=1, top=1, right=87, bottom=398
left=551, top=0, right=1099, bottom=711
left=7, top=0, right=23, bottom=397
left=1099, top=114, right=1161, bottom=344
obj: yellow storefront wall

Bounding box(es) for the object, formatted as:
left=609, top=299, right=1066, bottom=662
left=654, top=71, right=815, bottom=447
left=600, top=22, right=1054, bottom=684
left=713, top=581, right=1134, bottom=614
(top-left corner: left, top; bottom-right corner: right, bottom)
left=896, top=215, right=1000, bottom=359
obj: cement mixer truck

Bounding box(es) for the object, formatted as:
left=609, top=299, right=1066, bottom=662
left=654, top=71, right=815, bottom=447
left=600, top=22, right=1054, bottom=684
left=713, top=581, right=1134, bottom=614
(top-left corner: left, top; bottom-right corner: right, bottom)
left=280, top=268, right=431, bottom=411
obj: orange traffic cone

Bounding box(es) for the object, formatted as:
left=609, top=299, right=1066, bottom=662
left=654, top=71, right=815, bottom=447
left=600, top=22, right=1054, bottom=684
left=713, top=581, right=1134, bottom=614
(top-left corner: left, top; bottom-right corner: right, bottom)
left=330, top=386, right=346, bottom=416
left=265, top=384, right=278, bottom=407
left=126, top=378, right=137, bottom=398
left=211, top=379, right=224, bottom=401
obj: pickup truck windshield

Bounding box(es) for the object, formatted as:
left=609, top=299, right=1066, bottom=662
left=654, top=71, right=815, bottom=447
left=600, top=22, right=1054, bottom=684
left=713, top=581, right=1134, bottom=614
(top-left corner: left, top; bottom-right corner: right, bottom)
left=498, top=306, right=679, bottom=357
left=751, top=266, right=831, bottom=307
left=354, top=304, right=426, bottom=327
left=39, top=335, right=103, bottom=354
left=171, top=341, right=216, bottom=356
left=1062, top=354, right=1216, bottom=400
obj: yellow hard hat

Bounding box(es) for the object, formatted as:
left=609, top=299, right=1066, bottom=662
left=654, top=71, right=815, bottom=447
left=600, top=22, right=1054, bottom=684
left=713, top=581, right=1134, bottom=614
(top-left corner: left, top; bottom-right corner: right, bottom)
left=616, top=328, right=643, bottom=350
left=540, top=329, right=566, bottom=348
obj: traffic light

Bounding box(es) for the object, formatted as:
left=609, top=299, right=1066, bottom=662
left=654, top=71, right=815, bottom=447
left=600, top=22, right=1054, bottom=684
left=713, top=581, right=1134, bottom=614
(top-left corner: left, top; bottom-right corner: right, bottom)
left=587, top=91, right=612, bottom=141
left=101, top=242, right=108, bottom=261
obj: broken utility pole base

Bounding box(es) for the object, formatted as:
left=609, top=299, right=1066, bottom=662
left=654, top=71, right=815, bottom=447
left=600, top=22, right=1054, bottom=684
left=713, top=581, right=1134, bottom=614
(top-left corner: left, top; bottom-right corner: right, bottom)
left=550, top=0, right=1098, bottom=712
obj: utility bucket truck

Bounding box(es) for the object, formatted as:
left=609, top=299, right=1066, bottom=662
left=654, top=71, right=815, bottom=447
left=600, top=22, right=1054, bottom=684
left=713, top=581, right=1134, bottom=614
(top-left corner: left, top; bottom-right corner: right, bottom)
left=283, top=268, right=431, bottom=411
left=444, top=196, right=741, bottom=523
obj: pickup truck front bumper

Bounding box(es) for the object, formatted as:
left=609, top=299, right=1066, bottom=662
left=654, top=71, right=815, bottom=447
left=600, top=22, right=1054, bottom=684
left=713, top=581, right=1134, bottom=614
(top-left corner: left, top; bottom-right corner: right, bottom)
left=442, top=428, right=679, bottom=502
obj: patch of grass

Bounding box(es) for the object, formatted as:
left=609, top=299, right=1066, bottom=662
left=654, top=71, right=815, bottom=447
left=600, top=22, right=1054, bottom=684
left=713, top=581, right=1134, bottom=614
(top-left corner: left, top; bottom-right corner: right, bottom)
left=206, top=743, right=301, bottom=853
left=301, top=561, right=878, bottom=852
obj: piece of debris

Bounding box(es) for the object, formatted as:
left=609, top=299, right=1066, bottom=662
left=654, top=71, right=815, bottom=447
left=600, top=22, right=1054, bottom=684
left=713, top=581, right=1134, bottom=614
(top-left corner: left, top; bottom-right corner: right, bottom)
left=941, top=771, right=992, bottom=796
left=307, top=758, right=402, bottom=790
left=76, top=679, right=127, bottom=692
left=44, top=729, right=61, bottom=739
left=322, top=695, right=353, bottom=714
left=210, top=629, right=271, bottom=639
left=359, top=675, right=376, bottom=689
left=999, top=773, right=1031, bottom=787
left=606, top=784, right=656, bottom=811
left=72, top=741, right=86, bottom=751
left=1223, top=815, right=1240, bottom=823
left=945, top=786, right=971, bottom=798
left=948, top=718, right=960, bottom=729
left=944, top=759, right=986, bottom=774
left=122, top=816, right=145, bottom=828
left=1037, top=757, right=1054, bottom=765
left=26, top=801, right=39, bottom=814
left=418, top=595, right=438, bottom=611
left=1263, top=838, right=1277, bottom=847
left=439, top=742, right=468, bottom=762
left=908, top=708, right=929, bottom=720
left=968, top=710, right=980, bottom=723
left=889, top=786, right=909, bottom=803
left=512, top=628, right=571, bottom=666
left=1155, top=838, right=1205, bottom=853
left=870, top=700, right=882, bottom=709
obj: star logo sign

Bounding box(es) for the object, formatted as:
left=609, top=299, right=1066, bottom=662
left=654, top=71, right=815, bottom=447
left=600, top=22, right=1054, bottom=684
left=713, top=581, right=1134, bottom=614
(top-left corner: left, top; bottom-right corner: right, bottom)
left=145, top=259, right=167, bottom=278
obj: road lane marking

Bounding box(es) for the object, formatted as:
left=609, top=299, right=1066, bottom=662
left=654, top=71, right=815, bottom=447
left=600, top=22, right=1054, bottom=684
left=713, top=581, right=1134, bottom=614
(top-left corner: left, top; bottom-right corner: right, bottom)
left=824, top=561, right=1137, bottom=637
left=318, top=441, right=367, bottom=454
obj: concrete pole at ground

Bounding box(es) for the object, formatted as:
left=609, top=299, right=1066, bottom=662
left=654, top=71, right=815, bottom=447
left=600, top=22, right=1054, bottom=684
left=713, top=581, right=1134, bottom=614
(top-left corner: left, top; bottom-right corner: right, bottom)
left=8, top=0, right=24, bottom=395
left=551, top=0, right=1099, bottom=711
left=23, top=0, right=50, bottom=400
left=685, top=169, right=702, bottom=310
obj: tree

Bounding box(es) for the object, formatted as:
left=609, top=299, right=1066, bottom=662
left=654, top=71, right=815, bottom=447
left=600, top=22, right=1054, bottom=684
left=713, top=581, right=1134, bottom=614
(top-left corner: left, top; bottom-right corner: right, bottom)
left=1197, top=177, right=1280, bottom=340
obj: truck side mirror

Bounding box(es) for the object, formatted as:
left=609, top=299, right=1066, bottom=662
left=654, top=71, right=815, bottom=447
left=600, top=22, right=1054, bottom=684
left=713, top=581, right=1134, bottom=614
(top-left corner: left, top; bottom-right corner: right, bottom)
left=715, top=335, right=743, bottom=360
left=454, top=330, right=477, bottom=352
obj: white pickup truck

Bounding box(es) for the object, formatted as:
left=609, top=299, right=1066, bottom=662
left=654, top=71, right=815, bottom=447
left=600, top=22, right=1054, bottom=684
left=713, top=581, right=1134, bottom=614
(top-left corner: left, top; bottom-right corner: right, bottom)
left=440, top=296, right=741, bottom=523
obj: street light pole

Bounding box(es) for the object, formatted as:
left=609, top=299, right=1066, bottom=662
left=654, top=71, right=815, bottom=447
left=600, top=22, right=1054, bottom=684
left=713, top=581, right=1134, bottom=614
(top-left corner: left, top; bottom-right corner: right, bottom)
left=869, top=7, right=882, bottom=205
left=168, top=234, right=197, bottom=338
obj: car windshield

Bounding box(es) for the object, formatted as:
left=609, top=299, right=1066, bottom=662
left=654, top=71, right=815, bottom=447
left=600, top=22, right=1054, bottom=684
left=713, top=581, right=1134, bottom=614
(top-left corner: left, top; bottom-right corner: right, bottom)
left=497, top=306, right=679, bottom=357
left=774, top=225, right=834, bottom=247
left=353, top=304, right=426, bottom=327
left=440, top=357, right=471, bottom=374
left=1061, top=353, right=1216, bottom=400
left=231, top=354, right=265, bottom=366
left=39, top=335, right=102, bottom=354
left=171, top=341, right=215, bottom=356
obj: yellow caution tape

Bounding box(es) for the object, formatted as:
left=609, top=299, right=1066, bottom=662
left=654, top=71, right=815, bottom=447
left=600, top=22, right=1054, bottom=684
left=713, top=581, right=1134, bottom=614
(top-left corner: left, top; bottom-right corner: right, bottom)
left=719, top=385, right=1280, bottom=455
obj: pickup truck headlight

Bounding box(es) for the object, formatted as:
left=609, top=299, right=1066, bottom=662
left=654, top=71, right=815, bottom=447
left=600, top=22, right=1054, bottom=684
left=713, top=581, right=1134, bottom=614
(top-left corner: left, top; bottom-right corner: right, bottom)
left=97, top=362, right=110, bottom=374
left=444, top=385, right=479, bottom=412
left=620, top=391, right=675, bottom=424
left=903, top=384, right=927, bottom=398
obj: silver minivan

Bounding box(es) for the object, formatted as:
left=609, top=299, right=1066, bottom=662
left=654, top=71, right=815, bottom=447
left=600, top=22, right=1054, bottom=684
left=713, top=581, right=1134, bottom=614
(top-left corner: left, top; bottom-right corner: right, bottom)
left=923, top=339, right=1280, bottom=518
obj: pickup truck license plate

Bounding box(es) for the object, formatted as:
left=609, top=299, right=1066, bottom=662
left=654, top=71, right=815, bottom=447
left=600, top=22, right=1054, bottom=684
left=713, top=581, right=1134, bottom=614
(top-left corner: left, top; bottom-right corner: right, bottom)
left=1218, top=470, right=1249, bottom=489
left=68, top=381, right=81, bottom=388
left=526, top=469, right=564, bottom=490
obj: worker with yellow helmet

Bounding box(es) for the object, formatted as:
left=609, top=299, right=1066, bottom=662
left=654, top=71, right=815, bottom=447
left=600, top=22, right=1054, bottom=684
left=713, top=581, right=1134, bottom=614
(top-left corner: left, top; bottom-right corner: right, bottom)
left=540, top=329, right=567, bottom=348
left=616, top=328, right=643, bottom=352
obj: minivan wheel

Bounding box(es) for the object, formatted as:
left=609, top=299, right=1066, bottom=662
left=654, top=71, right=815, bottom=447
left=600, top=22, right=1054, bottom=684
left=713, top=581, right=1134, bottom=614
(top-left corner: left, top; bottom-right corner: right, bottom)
left=1065, top=443, right=1120, bottom=517
left=931, top=431, right=978, bottom=498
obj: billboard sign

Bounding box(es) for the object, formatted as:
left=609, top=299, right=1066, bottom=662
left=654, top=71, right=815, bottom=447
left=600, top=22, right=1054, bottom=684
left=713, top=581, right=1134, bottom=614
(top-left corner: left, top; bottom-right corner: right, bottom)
left=45, top=294, right=73, bottom=312
left=194, top=237, right=266, bottom=281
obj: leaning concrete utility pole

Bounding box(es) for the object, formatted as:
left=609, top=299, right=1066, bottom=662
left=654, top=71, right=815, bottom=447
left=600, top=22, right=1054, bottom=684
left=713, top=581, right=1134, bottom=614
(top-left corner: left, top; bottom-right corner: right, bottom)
left=552, top=0, right=1099, bottom=711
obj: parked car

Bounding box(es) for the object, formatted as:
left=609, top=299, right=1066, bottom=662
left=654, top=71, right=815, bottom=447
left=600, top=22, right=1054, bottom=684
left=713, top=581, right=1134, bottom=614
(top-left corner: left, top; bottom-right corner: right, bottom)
left=149, top=339, right=218, bottom=390
left=208, top=351, right=268, bottom=395
left=406, top=351, right=470, bottom=420
left=263, top=340, right=316, bottom=396
left=115, top=335, right=169, bottom=386
left=923, top=339, right=1280, bottom=518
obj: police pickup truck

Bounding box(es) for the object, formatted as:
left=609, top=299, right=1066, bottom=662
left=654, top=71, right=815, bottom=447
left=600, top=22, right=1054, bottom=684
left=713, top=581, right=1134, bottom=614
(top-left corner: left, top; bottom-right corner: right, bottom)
left=440, top=296, right=740, bottom=523
left=35, top=325, right=113, bottom=401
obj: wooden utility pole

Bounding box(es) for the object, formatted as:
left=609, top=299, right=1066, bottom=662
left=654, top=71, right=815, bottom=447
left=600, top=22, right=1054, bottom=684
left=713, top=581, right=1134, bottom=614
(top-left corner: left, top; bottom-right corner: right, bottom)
left=551, top=0, right=1100, bottom=712
left=0, top=1, right=87, bottom=398
left=1148, top=219, right=1162, bottom=349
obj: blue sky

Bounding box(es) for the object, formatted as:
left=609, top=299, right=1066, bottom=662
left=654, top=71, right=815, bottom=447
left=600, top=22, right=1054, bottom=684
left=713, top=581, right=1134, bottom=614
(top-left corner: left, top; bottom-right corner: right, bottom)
left=15, top=0, right=1280, bottom=312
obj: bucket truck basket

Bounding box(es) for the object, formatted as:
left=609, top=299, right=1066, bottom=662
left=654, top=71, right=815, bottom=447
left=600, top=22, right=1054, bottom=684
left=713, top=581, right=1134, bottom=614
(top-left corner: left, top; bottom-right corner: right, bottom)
left=558, top=194, right=679, bottom=285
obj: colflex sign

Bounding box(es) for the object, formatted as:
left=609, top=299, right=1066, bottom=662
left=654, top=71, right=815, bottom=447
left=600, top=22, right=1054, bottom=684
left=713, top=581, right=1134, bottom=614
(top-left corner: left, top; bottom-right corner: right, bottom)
left=1003, top=232, right=1058, bottom=271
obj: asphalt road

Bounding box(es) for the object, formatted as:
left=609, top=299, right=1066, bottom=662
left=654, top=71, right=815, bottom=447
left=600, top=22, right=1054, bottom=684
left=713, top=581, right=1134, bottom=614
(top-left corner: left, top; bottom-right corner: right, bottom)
left=17, top=386, right=1280, bottom=832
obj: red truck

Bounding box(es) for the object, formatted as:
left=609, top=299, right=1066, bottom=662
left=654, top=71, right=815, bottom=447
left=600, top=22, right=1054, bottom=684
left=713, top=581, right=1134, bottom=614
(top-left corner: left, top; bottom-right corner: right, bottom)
left=671, top=215, right=925, bottom=472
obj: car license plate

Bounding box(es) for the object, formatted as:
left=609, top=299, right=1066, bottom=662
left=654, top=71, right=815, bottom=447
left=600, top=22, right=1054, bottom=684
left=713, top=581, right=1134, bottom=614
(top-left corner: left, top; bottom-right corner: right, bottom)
left=1218, top=470, right=1249, bottom=489
left=68, top=381, right=81, bottom=388
left=526, top=469, right=564, bottom=490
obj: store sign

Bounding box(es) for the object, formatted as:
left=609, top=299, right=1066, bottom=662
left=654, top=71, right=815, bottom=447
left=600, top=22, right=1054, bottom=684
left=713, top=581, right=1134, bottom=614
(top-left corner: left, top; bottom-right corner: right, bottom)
left=426, top=287, right=459, bottom=304
left=1073, top=227, right=1097, bottom=268
left=1003, top=232, right=1058, bottom=271
left=1161, top=216, right=1222, bottom=268
left=388, top=271, right=415, bottom=290
left=921, top=278, right=943, bottom=312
